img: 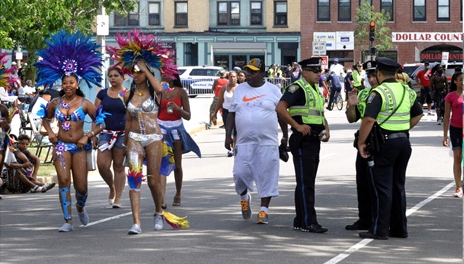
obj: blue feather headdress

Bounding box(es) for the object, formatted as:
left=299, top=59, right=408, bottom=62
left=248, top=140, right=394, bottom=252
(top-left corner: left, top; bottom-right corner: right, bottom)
left=34, top=30, right=103, bottom=89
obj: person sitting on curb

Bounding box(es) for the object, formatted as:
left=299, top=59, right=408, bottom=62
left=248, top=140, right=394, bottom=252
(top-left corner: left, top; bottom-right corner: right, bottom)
left=4, top=144, right=54, bottom=193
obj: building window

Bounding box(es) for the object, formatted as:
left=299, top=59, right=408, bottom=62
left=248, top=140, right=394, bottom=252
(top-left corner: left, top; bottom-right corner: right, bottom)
left=175, top=2, right=188, bottom=27
left=114, top=4, right=139, bottom=26
left=250, top=1, right=262, bottom=25
left=317, top=0, right=330, bottom=21
left=274, top=1, right=287, bottom=26
left=148, top=2, right=160, bottom=26
left=380, top=0, right=393, bottom=21
left=413, top=0, right=425, bottom=21
left=339, top=0, right=351, bottom=21
left=218, top=2, right=240, bottom=26
left=359, top=0, right=372, bottom=4
left=437, top=0, right=450, bottom=21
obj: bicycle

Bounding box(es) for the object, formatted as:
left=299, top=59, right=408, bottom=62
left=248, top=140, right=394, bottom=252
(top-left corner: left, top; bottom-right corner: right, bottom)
left=331, top=90, right=344, bottom=110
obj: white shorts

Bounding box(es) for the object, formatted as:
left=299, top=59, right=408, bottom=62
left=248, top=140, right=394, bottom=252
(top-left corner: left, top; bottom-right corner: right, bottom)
left=233, top=144, right=279, bottom=198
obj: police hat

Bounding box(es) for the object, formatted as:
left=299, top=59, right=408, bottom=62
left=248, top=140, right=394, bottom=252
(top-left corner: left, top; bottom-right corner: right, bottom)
left=298, top=57, right=322, bottom=72
left=363, top=60, right=377, bottom=74
left=376, top=57, right=401, bottom=72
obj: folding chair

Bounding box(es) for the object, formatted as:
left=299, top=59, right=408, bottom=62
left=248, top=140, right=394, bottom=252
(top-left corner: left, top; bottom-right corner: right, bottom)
left=18, top=110, right=34, bottom=140
left=27, top=113, right=53, bottom=163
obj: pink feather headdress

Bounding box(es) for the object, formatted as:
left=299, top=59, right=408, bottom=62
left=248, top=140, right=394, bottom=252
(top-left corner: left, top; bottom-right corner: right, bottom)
left=106, top=29, right=178, bottom=79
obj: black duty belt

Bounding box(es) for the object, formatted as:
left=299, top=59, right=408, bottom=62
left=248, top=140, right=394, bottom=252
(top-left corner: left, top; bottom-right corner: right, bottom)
left=384, top=132, right=408, bottom=140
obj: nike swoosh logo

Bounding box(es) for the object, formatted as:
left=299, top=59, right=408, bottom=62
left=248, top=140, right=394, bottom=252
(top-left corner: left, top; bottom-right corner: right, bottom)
left=242, top=95, right=265, bottom=102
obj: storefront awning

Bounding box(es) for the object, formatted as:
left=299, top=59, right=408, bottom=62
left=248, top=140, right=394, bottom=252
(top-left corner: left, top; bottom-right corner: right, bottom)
left=212, top=42, right=267, bottom=53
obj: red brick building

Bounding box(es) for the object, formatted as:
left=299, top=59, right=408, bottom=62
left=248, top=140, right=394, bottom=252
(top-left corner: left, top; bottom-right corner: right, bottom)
left=301, top=0, right=463, bottom=69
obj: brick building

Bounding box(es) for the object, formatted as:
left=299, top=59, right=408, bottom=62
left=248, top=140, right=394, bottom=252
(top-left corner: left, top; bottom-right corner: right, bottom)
left=301, top=0, right=463, bottom=70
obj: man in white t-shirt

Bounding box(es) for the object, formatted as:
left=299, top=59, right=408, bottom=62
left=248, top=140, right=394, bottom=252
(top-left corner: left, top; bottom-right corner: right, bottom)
left=225, top=58, right=287, bottom=225
left=329, top=58, right=345, bottom=78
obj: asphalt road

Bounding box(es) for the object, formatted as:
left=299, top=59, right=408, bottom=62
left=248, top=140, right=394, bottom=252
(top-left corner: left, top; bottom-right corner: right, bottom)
left=0, top=98, right=462, bottom=264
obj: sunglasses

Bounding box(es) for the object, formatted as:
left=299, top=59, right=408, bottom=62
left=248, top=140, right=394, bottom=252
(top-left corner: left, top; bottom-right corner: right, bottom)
left=132, top=64, right=143, bottom=74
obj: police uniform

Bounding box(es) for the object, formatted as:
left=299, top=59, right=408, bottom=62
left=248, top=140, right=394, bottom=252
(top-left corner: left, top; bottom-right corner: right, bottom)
left=360, top=57, right=423, bottom=239
left=345, top=61, right=376, bottom=231
left=280, top=57, right=328, bottom=233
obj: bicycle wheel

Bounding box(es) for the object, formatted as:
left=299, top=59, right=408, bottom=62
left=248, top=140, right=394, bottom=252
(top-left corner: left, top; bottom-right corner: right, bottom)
left=336, top=94, right=343, bottom=110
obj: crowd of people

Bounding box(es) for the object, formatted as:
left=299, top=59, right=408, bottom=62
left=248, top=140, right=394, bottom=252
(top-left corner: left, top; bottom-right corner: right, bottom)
left=0, top=29, right=460, bottom=241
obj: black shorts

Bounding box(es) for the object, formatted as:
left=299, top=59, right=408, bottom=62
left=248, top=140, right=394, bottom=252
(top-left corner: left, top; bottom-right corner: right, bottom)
left=449, top=125, right=462, bottom=150
left=420, top=87, right=432, bottom=104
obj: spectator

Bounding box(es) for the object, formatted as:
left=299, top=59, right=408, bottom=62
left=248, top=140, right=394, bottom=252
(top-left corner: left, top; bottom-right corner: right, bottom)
left=344, top=69, right=354, bottom=103
left=23, top=80, right=36, bottom=96
left=237, top=70, right=246, bottom=84
left=225, top=58, right=286, bottom=225
left=327, top=71, right=342, bottom=110
left=329, top=58, right=345, bottom=78
left=443, top=71, right=463, bottom=198
left=13, top=134, right=55, bottom=189
left=209, top=69, right=228, bottom=126
left=430, top=65, right=448, bottom=125
left=290, top=62, right=302, bottom=83
left=415, top=61, right=433, bottom=115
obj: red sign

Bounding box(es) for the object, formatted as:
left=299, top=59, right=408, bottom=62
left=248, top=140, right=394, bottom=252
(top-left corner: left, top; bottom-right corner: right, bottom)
left=421, top=52, right=462, bottom=62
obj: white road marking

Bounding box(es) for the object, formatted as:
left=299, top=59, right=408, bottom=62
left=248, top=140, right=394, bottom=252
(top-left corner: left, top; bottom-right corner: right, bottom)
left=80, top=212, right=132, bottom=227
left=323, top=181, right=455, bottom=264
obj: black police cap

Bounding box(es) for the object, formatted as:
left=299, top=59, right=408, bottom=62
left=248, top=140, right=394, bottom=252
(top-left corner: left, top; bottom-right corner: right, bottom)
left=376, top=57, right=401, bottom=72
left=363, top=60, right=377, bottom=74
left=298, top=57, right=322, bottom=70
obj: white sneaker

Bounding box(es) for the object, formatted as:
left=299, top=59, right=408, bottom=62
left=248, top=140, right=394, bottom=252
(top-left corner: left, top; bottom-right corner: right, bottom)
left=128, top=224, right=142, bottom=235
left=30, top=185, right=44, bottom=193
left=78, top=208, right=89, bottom=226
left=427, top=111, right=433, bottom=116
left=154, top=214, right=164, bottom=231
left=58, top=223, right=74, bottom=232
left=437, top=118, right=443, bottom=125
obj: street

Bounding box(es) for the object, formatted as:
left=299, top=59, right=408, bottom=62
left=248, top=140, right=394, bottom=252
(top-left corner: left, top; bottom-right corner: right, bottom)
left=0, top=97, right=462, bottom=264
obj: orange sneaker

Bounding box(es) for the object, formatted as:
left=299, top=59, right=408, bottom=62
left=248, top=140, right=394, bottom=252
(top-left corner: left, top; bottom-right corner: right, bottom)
left=256, top=211, right=268, bottom=224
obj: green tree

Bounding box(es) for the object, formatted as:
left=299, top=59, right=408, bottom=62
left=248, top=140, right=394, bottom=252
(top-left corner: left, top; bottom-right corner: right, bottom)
left=354, top=0, right=392, bottom=57
left=0, top=0, right=136, bottom=81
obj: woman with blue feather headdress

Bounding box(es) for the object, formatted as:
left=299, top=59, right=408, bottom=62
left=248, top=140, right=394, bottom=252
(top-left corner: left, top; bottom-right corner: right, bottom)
left=35, top=30, right=108, bottom=232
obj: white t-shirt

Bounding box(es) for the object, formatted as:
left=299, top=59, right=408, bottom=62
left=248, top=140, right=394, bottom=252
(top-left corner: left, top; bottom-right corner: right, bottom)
left=24, top=85, right=36, bottom=95
left=329, top=63, right=345, bottom=77
left=229, top=81, right=281, bottom=146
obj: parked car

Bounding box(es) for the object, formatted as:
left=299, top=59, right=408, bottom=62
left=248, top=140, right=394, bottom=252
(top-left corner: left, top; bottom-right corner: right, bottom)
left=403, top=63, right=423, bottom=78
left=178, top=66, right=224, bottom=97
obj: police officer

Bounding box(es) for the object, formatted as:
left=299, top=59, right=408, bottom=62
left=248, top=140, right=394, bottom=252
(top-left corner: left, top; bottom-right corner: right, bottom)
left=356, top=57, right=423, bottom=239
left=344, top=61, right=378, bottom=231
left=276, top=57, right=330, bottom=233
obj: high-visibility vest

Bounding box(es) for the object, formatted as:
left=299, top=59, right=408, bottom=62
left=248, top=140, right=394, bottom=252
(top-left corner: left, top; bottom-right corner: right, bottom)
left=286, top=78, right=325, bottom=125
left=353, top=70, right=364, bottom=87
left=375, top=82, right=417, bottom=131
left=356, top=87, right=372, bottom=119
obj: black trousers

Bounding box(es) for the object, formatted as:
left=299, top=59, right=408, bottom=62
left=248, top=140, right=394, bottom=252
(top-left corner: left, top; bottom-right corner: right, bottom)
left=355, top=152, right=373, bottom=226
left=369, top=137, right=411, bottom=237
left=289, top=132, right=321, bottom=228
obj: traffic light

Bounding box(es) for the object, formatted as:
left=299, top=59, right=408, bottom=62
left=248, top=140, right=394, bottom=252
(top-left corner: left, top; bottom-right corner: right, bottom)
left=369, top=21, right=375, bottom=42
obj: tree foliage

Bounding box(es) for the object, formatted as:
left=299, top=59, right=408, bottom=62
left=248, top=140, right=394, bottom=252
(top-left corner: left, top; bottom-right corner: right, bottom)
left=0, top=0, right=136, bottom=81
left=354, top=0, right=392, bottom=53
left=0, top=0, right=135, bottom=56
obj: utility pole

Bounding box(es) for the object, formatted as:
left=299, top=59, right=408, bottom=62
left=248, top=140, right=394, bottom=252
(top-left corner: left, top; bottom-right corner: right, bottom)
left=369, top=21, right=376, bottom=60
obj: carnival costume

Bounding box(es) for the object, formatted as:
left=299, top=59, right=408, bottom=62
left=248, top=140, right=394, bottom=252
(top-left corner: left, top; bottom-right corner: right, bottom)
left=107, top=29, right=188, bottom=230
left=34, top=30, right=107, bottom=229
left=0, top=52, right=16, bottom=150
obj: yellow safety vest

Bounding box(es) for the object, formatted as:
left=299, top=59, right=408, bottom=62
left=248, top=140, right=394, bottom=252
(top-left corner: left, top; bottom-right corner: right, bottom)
left=286, top=79, right=325, bottom=125
left=353, top=70, right=363, bottom=88
left=375, top=82, right=416, bottom=131
left=356, top=87, right=372, bottom=118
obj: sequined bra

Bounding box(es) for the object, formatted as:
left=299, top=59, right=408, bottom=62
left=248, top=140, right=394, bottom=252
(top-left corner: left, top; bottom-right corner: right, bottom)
left=127, top=96, right=159, bottom=116
left=55, top=97, right=86, bottom=122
